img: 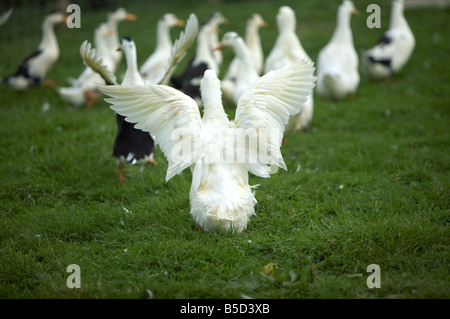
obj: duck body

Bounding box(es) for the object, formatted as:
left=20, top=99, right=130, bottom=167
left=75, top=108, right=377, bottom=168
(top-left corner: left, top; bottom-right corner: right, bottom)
left=99, top=58, right=316, bottom=232
left=362, top=0, right=415, bottom=80
left=189, top=160, right=256, bottom=232
left=4, top=12, right=65, bottom=90
left=316, top=1, right=359, bottom=100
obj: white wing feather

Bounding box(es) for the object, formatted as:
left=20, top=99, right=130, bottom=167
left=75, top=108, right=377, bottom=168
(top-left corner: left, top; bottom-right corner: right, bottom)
left=98, top=84, right=203, bottom=181
left=234, top=59, right=315, bottom=178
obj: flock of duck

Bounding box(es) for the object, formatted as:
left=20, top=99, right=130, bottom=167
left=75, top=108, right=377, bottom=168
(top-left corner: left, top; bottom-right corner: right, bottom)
left=1, top=0, right=415, bottom=233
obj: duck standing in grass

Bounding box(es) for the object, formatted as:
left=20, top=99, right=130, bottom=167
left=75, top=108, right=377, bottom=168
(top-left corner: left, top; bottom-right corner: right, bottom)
left=361, top=0, right=415, bottom=81
left=98, top=58, right=315, bottom=233
left=2, top=11, right=67, bottom=90
left=316, top=1, right=359, bottom=100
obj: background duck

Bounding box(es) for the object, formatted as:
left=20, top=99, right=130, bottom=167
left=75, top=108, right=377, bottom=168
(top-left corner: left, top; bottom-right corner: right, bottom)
left=139, top=13, right=184, bottom=82
left=264, top=6, right=315, bottom=133
left=316, top=0, right=359, bottom=100
left=99, top=59, right=315, bottom=232
left=361, top=0, right=415, bottom=81
left=2, top=11, right=66, bottom=90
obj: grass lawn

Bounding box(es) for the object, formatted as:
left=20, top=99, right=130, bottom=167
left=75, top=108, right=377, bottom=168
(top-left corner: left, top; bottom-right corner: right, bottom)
left=0, top=0, right=448, bottom=299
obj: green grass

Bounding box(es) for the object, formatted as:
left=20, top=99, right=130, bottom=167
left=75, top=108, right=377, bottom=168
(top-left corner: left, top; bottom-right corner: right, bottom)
left=0, top=0, right=449, bottom=299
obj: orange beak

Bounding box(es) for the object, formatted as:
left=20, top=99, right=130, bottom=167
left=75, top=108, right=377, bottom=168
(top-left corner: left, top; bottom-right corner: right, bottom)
left=62, top=16, right=68, bottom=23
left=222, top=18, right=229, bottom=24
left=176, top=19, right=185, bottom=26
left=126, top=13, right=137, bottom=21
left=261, top=20, right=268, bottom=27
left=352, top=9, right=360, bottom=15
left=214, top=43, right=224, bottom=51
left=116, top=47, right=121, bottom=52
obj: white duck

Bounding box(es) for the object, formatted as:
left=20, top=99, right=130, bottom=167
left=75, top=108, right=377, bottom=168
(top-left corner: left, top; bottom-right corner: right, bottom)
left=316, top=0, right=360, bottom=100
left=98, top=59, right=315, bottom=233
left=361, top=0, right=415, bottom=80
left=216, top=32, right=260, bottom=105
left=264, top=6, right=314, bottom=132
left=221, top=14, right=267, bottom=103
left=3, top=11, right=66, bottom=90
left=139, top=13, right=184, bottom=82
left=57, top=23, right=113, bottom=107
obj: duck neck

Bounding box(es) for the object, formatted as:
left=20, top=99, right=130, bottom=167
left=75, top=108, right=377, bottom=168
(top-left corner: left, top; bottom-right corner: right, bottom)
left=196, top=27, right=214, bottom=62
left=245, top=22, right=261, bottom=54
left=107, top=19, right=120, bottom=48
left=233, top=37, right=256, bottom=81
left=40, top=19, right=58, bottom=50
left=390, top=2, right=408, bottom=30
left=156, top=20, right=172, bottom=52
left=331, top=8, right=353, bottom=46
left=201, top=73, right=227, bottom=122
left=123, top=46, right=143, bottom=85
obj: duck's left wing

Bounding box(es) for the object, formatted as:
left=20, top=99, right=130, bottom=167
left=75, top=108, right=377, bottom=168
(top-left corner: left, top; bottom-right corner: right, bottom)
left=98, top=84, right=203, bottom=181
left=234, top=59, right=315, bottom=178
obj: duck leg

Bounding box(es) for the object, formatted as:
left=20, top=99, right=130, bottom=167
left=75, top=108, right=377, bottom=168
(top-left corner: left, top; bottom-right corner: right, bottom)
left=119, top=163, right=126, bottom=183
left=147, top=158, right=158, bottom=166
left=43, top=79, right=55, bottom=87
left=84, top=90, right=100, bottom=108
